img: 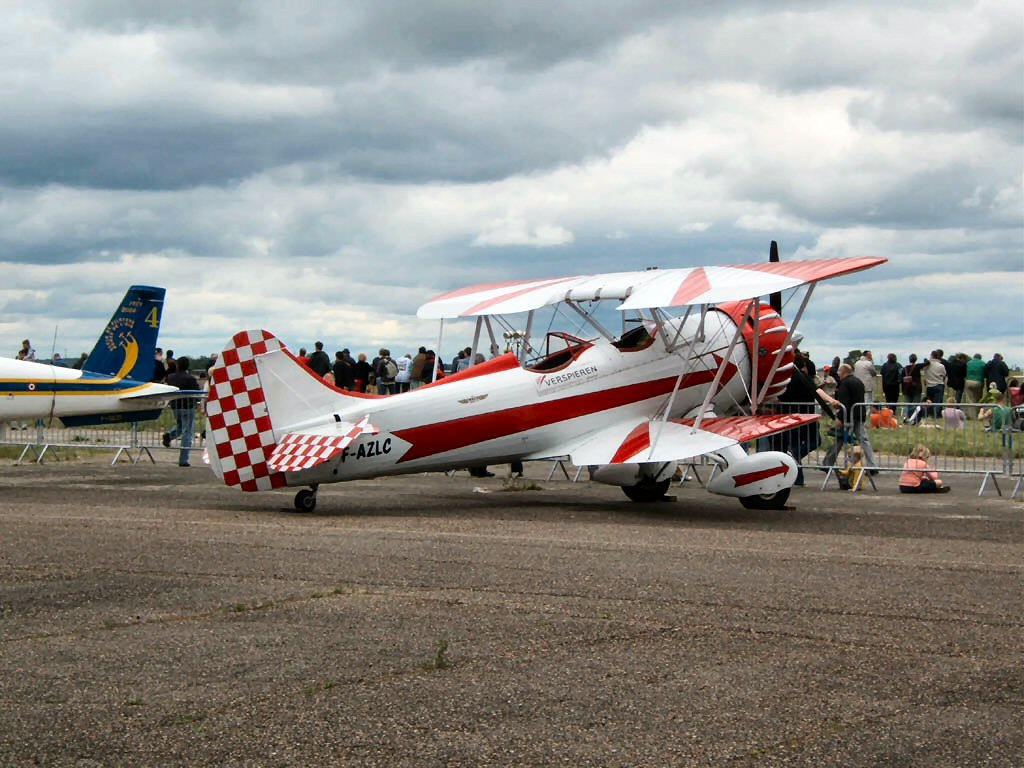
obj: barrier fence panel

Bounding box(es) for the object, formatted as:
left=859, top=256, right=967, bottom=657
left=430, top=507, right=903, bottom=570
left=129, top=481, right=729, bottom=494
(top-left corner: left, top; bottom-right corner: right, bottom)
left=856, top=403, right=1015, bottom=475
left=1, top=408, right=209, bottom=465
left=4, top=400, right=1021, bottom=497
left=752, top=400, right=1020, bottom=496
left=852, top=401, right=1019, bottom=495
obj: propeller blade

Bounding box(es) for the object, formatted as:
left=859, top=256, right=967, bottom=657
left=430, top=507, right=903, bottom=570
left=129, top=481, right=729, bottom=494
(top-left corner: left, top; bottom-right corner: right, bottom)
left=769, top=240, right=782, bottom=313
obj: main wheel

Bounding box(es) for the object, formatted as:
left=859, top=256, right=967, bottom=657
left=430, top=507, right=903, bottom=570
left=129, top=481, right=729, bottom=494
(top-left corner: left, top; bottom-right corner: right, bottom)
left=739, top=487, right=791, bottom=510
left=622, top=477, right=671, bottom=503
left=294, top=489, right=317, bottom=512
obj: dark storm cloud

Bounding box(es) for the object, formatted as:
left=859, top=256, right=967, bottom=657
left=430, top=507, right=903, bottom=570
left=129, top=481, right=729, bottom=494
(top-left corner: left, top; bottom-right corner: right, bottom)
left=0, top=1, right=1020, bottom=361
left=54, top=0, right=249, bottom=32
left=63, top=0, right=695, bottom=73
left=6, top=0, right=1018, bottom=198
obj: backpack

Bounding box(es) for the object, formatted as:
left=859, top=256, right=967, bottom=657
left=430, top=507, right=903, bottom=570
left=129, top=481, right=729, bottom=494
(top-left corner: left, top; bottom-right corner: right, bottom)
left=380, top=358, right=398, bottom=380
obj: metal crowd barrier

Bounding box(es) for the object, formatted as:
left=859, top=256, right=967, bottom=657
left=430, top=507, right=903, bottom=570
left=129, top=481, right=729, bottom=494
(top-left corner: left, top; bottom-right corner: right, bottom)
left=850, top=401, right=1019, bottom=496
left=3, top=400, right=1021, bottom=498
left=756, top=400, right=1020, bottom=497
left=1, top=409, right=209, bottom=466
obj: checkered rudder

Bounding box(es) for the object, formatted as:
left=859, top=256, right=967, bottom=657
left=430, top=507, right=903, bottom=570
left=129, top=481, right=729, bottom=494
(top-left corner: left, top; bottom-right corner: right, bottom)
left=206, top=330, right=287, bottom=491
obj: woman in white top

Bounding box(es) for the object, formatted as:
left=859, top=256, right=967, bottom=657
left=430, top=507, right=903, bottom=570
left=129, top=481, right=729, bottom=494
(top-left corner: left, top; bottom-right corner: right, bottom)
left=395, top=354, right=413, bottom=393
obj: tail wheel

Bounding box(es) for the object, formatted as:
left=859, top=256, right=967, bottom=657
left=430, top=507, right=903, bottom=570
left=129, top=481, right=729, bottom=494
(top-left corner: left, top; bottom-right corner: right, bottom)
left=622, top=477, right=671, bottom=503
left=294, top=488, right=318, bottom=512
left=739, top=487, right=791, bottom=510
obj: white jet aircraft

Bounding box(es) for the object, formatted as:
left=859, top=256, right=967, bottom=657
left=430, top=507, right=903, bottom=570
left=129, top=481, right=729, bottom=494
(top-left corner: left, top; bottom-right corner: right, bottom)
left=0, top=286, right=182, bottom=427
left=205, top=246, right=884, bottom=512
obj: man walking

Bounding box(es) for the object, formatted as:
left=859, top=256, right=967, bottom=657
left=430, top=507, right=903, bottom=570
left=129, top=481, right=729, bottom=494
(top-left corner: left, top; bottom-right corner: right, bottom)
left=825, top=363, right=876, bottom=471
left=163, top=357, right=200, bottom=467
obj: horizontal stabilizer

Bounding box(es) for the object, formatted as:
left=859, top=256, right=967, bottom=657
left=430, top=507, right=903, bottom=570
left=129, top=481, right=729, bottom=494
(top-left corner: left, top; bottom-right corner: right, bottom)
left=268, top=416, right=378, bottom=474
left=60, top=410, right=164, bottom=427
left=118, top=388, right=204, bottom=402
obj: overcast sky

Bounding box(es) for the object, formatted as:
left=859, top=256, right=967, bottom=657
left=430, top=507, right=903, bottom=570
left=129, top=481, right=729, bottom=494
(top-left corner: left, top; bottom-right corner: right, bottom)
left=1, top=0, right=1022, bottom=367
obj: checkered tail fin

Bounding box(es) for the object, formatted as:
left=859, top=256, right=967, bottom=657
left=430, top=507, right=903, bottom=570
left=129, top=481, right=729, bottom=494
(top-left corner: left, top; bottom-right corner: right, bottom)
left=207, top=329, right=369, bottom=491
left=205, top=330, right=290, bottom=492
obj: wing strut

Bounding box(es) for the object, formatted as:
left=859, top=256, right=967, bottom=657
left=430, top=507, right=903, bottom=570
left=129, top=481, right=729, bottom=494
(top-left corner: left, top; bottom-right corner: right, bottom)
left=751, top=297, right=761, bottom=414
left=432, top=319, right=444, bottom=383
left=690, top=300, right=754, bottom=433
left=651, top=303, right=710, bottom=452
left=483, top=316, right=498, bottom=356
left=756, top=283, right=815, bottom=406
left=565, top=300, right=614, bottom=341
left=469, top=316, right=483, bottom=366
left=520, top=311, right=535, bottom=364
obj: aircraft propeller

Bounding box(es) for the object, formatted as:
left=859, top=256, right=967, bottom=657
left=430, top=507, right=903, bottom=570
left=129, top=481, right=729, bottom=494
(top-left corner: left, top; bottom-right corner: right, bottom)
left=769, top=240, right=782, bottom=314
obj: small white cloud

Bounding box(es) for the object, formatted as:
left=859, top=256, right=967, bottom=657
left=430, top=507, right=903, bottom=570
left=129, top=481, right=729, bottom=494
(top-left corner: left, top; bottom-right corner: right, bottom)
left=471, top=219, right=574, bottom=247
left=960, top=186, right=983, bottom=208
left=678, top=222, right=710, bottom=233
left=735, top=212, right=810, bottom=232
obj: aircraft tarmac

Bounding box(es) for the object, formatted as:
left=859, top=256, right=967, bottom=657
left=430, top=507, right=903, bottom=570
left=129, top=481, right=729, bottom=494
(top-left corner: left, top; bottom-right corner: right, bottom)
left=1, top=459, right=1020, bottom=766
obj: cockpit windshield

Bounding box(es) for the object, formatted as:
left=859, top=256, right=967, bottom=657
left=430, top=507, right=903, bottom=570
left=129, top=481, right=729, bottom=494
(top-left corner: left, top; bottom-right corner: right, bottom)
left=612, top=320, right=658, bottom=352
left=524, top=332, right=593, bottom=372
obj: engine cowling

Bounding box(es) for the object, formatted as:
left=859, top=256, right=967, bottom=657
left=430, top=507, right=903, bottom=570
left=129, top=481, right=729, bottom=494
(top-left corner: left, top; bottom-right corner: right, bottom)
left=713, top=301, right=794, bottom=403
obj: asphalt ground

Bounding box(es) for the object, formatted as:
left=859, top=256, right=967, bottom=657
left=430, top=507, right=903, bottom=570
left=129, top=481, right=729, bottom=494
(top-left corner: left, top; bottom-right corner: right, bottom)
left=0, top=457, right=1021, bottom=767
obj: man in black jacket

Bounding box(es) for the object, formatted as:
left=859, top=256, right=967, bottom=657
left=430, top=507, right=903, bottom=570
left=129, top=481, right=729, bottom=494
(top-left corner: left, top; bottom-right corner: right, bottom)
left=307, top=341, right=331, bottom=377
left=163, top=357, right=200, bottom=467
left=333, top=350, right=355, bottom=390
left=945, top=352, right=967, bottom=403
left=823, top=364, right=876, bottom=471
left=771, top=353, right=835, bottom=485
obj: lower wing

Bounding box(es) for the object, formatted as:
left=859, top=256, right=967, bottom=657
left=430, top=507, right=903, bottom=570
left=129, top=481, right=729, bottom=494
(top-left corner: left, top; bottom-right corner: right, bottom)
left=531, top=413, right=819, bottom=465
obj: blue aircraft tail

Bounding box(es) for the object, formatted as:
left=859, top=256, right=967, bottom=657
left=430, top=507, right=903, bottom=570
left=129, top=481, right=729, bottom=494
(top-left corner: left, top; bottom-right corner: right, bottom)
left=82, top=285, right=166, bottom=381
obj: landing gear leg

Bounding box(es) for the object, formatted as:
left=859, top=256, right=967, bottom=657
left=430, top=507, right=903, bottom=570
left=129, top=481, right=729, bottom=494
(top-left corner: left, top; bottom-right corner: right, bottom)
left=294, top=484, right=319, bottom=512
left=622, top=477, right=672, bottom=503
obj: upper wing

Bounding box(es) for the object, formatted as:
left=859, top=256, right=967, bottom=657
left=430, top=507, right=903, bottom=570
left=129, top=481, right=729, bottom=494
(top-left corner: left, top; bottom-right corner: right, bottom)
left=530, top=413, right=819, bottom=465
left=417, top=258, right=885, bottom=318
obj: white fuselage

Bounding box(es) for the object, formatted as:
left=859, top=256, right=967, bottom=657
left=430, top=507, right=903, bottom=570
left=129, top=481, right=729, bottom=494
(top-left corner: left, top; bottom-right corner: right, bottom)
left=0, top=357, right=178, bottom=421
left=277, top=313, right=752, bottom=486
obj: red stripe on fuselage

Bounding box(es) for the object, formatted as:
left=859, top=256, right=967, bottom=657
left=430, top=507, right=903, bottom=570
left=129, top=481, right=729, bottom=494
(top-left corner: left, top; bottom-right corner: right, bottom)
left=392, top=367, right=722, bottom=463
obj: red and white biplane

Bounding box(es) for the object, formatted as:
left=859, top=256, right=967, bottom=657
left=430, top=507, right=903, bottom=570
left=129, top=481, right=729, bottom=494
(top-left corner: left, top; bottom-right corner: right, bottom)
left=206, top=245, right=884, bottom=511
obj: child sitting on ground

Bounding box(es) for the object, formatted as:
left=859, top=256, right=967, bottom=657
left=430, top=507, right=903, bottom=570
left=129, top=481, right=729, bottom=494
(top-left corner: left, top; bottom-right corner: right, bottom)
left=837, top=447, right=866, bottom=492
left=979, top=392, right=1012, bottom=431
left=942, top=397, right=966, bottom=430
left=898, top=444, right=949, bottom=494
left=904, top=399, right=932, bottom=426
left=870, top=405, right=898, bottom=429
